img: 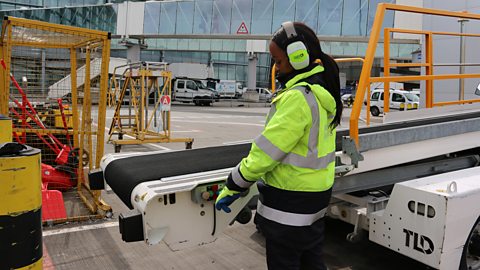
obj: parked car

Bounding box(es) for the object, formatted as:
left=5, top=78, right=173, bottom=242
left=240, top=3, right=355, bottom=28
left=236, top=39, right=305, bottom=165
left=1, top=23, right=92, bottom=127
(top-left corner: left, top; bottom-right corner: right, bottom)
left=255, top=88, right=272, bottom=102
left=341, top=93, right=355, bottom=107
left=366, top=89, right=419, bottom=116
left=193, top=79, right=220, bottom=102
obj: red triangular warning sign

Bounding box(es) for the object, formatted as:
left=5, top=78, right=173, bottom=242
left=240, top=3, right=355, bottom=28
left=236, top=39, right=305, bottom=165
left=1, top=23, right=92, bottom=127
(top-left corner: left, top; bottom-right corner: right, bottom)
left=237, top=22, right=249, bottom=34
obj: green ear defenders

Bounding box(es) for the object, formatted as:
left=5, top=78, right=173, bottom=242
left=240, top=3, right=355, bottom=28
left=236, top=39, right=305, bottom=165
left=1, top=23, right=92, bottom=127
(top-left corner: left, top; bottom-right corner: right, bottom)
left=282, top=21, right=310, bottom=70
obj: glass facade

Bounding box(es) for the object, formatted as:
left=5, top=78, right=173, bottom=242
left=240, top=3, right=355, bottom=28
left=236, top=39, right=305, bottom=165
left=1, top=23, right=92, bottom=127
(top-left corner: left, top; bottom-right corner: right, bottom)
left=141, top=0, right=395, bottom=36
left=0, top=4, right=117, bottom=33
left=0, top=0, right=107, bottom=10
left=0, top=0, right=396, bottom=37
left=0, top=0, right=419, bottom=88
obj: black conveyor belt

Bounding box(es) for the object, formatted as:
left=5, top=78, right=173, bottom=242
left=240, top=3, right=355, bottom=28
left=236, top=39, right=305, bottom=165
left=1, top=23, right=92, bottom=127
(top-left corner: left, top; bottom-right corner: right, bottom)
left=105, top=144, right=251, bottom=208
left=105, top=111, right=480, bottom=209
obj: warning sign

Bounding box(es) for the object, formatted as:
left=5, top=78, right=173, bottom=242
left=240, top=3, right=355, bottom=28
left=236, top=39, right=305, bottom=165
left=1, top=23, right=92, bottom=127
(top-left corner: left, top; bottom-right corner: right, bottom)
left=160, top=95, right=171, bottom=111
left=236, top=21, right=249, bottom=34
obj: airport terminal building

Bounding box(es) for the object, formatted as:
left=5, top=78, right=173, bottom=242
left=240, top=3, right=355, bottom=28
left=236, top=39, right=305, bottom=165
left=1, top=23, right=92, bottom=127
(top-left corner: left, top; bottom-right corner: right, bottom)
left=0, top=0, right=420, bottom=89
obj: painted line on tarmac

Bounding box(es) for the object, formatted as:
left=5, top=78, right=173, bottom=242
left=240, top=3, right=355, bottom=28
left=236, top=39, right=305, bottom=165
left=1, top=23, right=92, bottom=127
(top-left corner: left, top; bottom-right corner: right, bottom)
left=43, top=221, right=118, bottom=237
left=170, top=129, right=202, bottom=133
left=103, top=127, right=171, bottom=151
left=177, top=120, right=264, bottom=127
left=223, top=140, right=253, bottom=145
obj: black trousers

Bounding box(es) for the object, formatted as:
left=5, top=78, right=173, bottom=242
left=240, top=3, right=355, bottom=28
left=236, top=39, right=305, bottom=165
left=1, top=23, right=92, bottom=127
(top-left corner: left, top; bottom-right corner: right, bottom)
left=255, top=183, right=331, bottom=270
left=263, top=219, right=327, bottom=270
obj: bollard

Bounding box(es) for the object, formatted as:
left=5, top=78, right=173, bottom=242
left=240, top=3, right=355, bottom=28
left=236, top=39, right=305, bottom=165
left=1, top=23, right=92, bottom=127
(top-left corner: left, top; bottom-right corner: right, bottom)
left=0, top=143, right=42, bottom=270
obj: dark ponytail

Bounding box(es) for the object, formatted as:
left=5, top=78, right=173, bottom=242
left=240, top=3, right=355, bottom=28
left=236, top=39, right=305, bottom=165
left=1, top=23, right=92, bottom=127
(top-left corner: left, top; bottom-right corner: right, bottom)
left=272, top=22, right=343, bottom=129
left=318, top=50, right=343, bottom=129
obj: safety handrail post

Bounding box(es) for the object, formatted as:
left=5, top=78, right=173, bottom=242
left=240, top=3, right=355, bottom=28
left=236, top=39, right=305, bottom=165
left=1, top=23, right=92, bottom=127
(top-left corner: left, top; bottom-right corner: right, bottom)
left=383, top=28, right=391, bottom=114
left=350, top=3, right=386, bottom=145
left=425, top=33, right=434, bottom=108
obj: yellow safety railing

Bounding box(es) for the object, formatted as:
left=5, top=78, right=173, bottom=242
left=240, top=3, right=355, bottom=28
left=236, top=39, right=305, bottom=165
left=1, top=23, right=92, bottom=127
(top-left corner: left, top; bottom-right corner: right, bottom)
left=350, top=3, right=480, bottom=145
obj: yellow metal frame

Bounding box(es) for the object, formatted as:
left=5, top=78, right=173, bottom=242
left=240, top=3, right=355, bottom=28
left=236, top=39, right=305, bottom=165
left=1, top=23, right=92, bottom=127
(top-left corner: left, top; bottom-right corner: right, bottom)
left=108, top=63, right=193, bottom=151
left=350, top=4, right=480, bottom=145
left=0, top=17, right=112, bottom=220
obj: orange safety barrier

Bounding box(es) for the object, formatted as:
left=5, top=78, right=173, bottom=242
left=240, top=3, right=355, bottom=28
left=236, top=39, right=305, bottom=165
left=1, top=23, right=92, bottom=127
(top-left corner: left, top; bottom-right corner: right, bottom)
left=350, top=3, right=480, bottom=146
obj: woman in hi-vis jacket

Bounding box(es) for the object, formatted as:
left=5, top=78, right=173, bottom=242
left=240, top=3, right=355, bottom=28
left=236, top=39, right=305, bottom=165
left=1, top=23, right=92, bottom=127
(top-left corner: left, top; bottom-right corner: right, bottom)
left=216, top=21, right=343, bottom=270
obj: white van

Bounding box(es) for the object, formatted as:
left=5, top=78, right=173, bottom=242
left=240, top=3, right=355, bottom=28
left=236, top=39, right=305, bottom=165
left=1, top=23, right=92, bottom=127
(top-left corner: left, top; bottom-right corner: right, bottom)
left=172, top=78, right=214, bottom=106
left=367, top=89, right=419, bottom=116
left=255, top=88, right=272, bottom=102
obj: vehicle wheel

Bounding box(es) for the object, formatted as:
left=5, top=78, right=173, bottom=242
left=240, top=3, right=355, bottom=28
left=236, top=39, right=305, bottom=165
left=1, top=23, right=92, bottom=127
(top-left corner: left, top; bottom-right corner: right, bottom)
left=235, top=206, right=252, bottom=224
left=68, top=148, right=89, bottom=167
left=193, top=99, right=200, bottom=106
left=460, top=216, right=480, bottom=270
left=371, top=106, right=380, bottom=116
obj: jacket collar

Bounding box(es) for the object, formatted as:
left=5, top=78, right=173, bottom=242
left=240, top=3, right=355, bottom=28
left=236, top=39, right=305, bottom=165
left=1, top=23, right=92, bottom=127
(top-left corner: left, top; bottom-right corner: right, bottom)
left=274, top=65, right=325, bottom=97
left=285, top=65, right=324, bottom=89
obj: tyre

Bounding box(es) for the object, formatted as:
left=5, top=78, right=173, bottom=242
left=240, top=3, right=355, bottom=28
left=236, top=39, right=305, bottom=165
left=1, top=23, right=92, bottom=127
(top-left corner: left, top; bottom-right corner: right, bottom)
left=193, top=98, right=200, bottom=106
left=370, top=106, right=380, bottom=116
left=235, top=206, right=252, bottom=224
left=460, top=216, right=480, bottom=270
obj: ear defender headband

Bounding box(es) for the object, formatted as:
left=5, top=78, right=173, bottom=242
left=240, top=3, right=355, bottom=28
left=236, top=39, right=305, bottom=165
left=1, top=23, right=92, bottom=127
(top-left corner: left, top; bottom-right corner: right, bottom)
left=281, top=21, right=310, bottom=70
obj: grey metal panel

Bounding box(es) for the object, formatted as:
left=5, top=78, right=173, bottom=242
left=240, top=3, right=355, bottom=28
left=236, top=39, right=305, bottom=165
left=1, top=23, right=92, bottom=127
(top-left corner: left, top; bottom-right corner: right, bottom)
left=358, top=117, right=480, bottom=152
left=333, top=154, right=480, bottom=194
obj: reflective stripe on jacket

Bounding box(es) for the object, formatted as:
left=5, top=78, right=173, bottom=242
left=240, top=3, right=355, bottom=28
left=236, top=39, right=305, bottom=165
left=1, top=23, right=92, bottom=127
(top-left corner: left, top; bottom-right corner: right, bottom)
left=226, top=65, right=336, bottom=226
left=229, top=65, right=336, bottom=192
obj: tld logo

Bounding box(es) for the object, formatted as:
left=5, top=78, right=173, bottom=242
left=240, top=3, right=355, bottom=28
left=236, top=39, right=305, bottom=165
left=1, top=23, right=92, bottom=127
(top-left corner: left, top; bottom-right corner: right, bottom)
left=403, top=228, right=434, bottom=254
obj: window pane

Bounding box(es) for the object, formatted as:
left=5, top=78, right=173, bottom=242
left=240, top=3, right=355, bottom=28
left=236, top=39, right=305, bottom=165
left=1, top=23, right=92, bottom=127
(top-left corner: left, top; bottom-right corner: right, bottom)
left=193, top=0, right=213, bottom=34
left=199, top=39, right=212, bottom=51
left=144, top=2, right=161, bottom=34
left=317, top=0, right=343, bottom=36
left=1, top=4, right=16, bottom=10
left=272, top=0, right=295, bottom=32
left=251, top=0, right=273, bottom=34
left=211, top=39, right=223, bottom=51
left=235, top=52, right=246, bottom=63
left=160, top=2, right=177, bottom=34
left=223, top=40, right=235, bottom=51
left=230, top=0, right=252, bottom=34
left=186, top=81, right=197, bottom=90
left=236, top=65, right=246, bottom=83
left=295, top=0, right=319, bottom=32
left=367, top=0, right=395, bottom=36
left=178, top=39, right=189, bottom=50
left=188, top=39, right=200, bottom=50
left=234, top=40, right=246, bottom=51
left=217, top=65, right=227, bottom=80
left=212, top=0, right=232, bottom=34
left=44, top=0, right=58, bottom=7
left=176, top=2, right=194, bottom=34
left=341, top=0, right=368, bottom=36
left=228, top=65, right=235, bottom=80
